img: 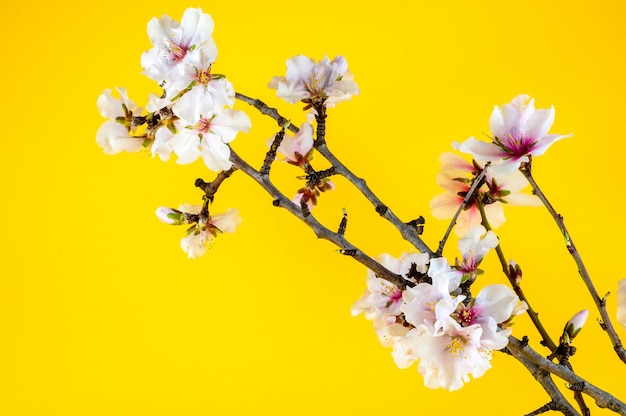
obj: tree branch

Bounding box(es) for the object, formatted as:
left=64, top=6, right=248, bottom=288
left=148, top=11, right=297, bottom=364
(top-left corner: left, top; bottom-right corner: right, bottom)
left=520, top=161, right=626, bottom=364
left=507, top=337, right=626, bottom=415
left=228, top=146, right=411, bottom=289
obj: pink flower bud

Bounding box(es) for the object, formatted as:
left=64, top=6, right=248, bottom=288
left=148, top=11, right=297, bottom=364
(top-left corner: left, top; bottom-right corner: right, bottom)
left=563, top=309, right=588, bottom=343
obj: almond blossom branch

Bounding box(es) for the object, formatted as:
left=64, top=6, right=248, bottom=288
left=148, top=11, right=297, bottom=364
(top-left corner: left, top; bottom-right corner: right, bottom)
left=227, top=146, right=410, bottom=289
left=520, top=161, right=626, bottom=364
left=235, top=92, right=434, bottom=256
left=476, top=198, right=558, bottom=352
left=507, top=336, right=626, bottom=415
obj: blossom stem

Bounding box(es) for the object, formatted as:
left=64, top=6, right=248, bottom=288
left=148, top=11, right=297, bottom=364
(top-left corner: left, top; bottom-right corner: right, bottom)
left=235, top=92, right=297, bottom=133
left=195, top=167, right=237, bottom=199
left=235, top=92, right=434, bottom=256
left=476, top=198, right=557, bottom=352
left=519, top=162, right=626, bottom=364
left=436, top=162, right=490, bottom=256
left=227, top=145, right=410, bottom=289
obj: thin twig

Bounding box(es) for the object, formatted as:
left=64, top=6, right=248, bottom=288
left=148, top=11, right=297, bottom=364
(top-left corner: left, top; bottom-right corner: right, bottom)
left=476, top=199, right=558, bottom=352
left=236, top=92, right=434, bottom=256
left=235, top=93, right=296, bottom=132
left=520, top=161, right=626, bottom=364
left=228, top=146, right=411, bottom=289
left=436, top=162, right=490, bottom=256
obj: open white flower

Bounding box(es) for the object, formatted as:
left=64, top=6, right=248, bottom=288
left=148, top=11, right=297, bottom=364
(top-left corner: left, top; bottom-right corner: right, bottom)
left=455, top=284, right=520, bottom=350
left=457, top=225, right=499, bottom=277
left=269, top=55, right=359, bottom=108
left=141, top=8, right=217, bottom=89
left=177, top=205, right=241, bottom=259
left=413, top=317, right=492, bottom=391
left=170, top=87, right=251, bottom=171
left=456, top=94, right=571, bottom=173
left=96, top=88, right=145, bottom=154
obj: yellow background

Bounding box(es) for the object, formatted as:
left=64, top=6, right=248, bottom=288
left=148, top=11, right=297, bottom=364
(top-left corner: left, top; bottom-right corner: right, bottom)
left=2, top=0, right=625, bottom=414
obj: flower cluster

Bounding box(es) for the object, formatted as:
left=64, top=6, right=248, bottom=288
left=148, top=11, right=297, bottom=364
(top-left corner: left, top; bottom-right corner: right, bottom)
left=269, top=55, right=359, bottom=110
left=96, top=7, right=251, bottom=172
left=352, top=226, right=526, bottom=390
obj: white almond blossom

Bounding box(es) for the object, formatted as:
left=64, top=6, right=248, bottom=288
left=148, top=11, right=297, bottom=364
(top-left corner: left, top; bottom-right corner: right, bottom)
left=96, top=88, right=145, bottom=154
left=456, top=94, right=571, bottom=174
left=412, top=317, right=492, bottom=391
left=457, top=225, right=499, bottom=278
left=170, top=87, right=251, bottom=171
left=269, top=55, right=359, bottom=108
left=177, top=205, right=241, bottom=259
left=352, top=252, right=430, bottom=346
left=141, top=8, right=217, bottom=91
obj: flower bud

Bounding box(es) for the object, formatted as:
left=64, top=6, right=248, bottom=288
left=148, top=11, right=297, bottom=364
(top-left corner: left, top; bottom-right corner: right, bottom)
left=509, top=260, right=522, bottom=285
left=562, top=309, right=588, bottom=343
left=156, top=207, right=184, bottom=225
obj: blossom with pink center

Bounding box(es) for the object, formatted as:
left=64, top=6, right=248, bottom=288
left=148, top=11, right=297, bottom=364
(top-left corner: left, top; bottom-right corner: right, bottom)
left=352, top=252, right=429, bottom=346
left=457, top=225, right=498, bottom=277
left=141, top=8, right=218, bottom=90
left=456, top=94, right=571, bottom=174
left=170, top=87, right=251, bottom=171
left=96, top=88, right=145, bottom=154
left=401, top=257, right=464, bottom=334
left=411, top=317, right=492, bottom=391
left=268, top=55, right=359, bottom=108
left=430, top=152, right=540, bottom=236
left=271, top=122, right=314, bottom=166
left=456, top=284, right=522, bottom=350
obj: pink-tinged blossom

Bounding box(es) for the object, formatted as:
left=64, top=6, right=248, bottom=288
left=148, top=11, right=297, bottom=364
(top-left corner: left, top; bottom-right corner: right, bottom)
left=562, top=309, right=588, bottom=343
left=96, top=88, right=145, bottom=154
left=401, top=257, right=464, bottom=334
left=617, top=279, right=626, bottom=328
left=175, top=204, right=241, bottom=259
left=457, top=225, right=498, bottom=277
left=170, top=87, right=251, bottom=171
left=455, top=284, right=521, bottom=350
left=168, top=48, right=235, bottom=107
left=268, top=55, right=359, bottom=108
left=352, top=252, right=429, bottom=346
left=412, top=317, right=492, bottom=391
left=271, top=122, right=314, bottom=166
left=430, top=152, right=540, bottom=236
left=456, top=94, right=571, bottom=174
left=141, top=8, right=217, bottom=89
